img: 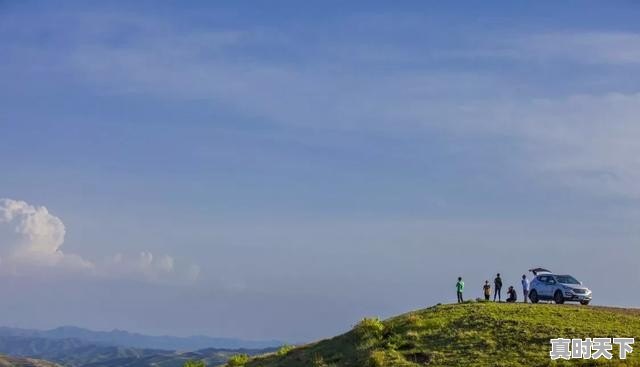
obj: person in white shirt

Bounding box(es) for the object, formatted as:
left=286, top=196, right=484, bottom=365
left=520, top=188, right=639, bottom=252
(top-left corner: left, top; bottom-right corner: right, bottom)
left=521, top=274, right=530, bottom=303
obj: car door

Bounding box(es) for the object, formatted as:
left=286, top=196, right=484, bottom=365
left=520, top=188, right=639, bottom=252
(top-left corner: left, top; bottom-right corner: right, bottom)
left=537, top=275, right=551, bottom=298
left=546, top=276, right=558, bottom=298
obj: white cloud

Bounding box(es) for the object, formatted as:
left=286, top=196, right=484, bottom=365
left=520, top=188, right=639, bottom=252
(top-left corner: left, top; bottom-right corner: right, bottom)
left=9, top=12, right=640, bottom=199
left=102, top=252, right=182, bottom=282
left=0, top=198, right=93, bottom=272
left=64, top=25, right=640, bottom=198
left=0, top=198, right=199, bottom=283
left=427, top=93, right=640, bottom=198
left=521, top=32, right=640, bottom=65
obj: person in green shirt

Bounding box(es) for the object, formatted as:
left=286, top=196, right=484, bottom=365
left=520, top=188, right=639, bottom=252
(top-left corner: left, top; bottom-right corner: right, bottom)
left=456, top=277, right=465, bottom=303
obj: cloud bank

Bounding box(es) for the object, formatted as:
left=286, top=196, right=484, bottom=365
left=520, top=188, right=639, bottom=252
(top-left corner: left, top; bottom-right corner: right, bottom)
left=60, top=22, right=640, bottom=199
left=0, top=198, right=198, bottom=283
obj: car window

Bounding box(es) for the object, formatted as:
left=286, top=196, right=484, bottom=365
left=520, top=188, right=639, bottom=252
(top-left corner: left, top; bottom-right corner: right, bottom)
left=556, top=275, right=580, bottom=284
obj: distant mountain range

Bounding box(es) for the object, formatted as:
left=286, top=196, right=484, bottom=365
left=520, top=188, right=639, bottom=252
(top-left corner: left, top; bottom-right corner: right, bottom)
left=0, top=326, right=281, bottom=367
left=0, top=335, right=163, bottom=367
left=0, top=327, right=281, bottom=351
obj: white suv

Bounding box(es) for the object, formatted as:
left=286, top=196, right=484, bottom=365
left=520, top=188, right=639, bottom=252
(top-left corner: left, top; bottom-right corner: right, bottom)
left=528, top=269, right=592, bottom=305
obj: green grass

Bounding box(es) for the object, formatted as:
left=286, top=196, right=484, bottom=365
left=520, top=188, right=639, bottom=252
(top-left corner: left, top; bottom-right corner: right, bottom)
left=244, top=303, right=640, bottom=367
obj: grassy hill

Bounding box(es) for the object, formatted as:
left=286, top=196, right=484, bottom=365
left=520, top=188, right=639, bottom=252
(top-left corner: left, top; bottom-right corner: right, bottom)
left=0, top=355, right=60, bottom=367
left=245, top=302, right=640, bottom=367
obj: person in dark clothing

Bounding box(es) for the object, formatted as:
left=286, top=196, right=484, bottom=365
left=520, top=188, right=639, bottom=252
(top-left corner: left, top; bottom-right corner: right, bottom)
left=494, top=273, right=503, bottom=302
left=483, top=280, right=491, bottom=301
left=506, top=286, right=517, bottom=303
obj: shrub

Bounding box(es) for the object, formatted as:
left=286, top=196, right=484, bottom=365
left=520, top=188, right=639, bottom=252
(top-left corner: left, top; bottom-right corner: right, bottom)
left=312, top=354, right=328, bottom=367
left=276, top=344, right=295, bottom=356
left=367, top=350, right=386, bottom=367
left=354, top=317, right=385, bottom=338
left=405, top=313, right=421, bottom=326
left=227, top=354, right=250, bottom=367
left=183, top=360, right=206, bottom=367
left=354, top=317, right=385, bottom=350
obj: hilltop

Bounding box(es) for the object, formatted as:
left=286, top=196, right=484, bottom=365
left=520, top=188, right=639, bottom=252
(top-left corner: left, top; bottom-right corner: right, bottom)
left=245, top=302, right=640, bottom=367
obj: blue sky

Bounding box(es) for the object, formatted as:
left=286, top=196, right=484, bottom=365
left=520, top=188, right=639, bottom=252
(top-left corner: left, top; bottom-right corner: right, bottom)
left=2, top=1, right=640, bottom=342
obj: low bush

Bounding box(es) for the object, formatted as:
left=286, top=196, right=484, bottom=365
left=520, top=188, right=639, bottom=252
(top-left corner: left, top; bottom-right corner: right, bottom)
left=354, top=317, right=385, bottom=350
left=227, top=354, right=250, bottom=367
left=276, top=344, right=295, bottom=356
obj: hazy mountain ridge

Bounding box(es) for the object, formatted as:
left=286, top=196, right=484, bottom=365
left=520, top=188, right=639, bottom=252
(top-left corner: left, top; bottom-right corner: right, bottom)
left=0, top=327, right=281, bottom=351
left=0, top=336, right=167, bottom=367
left=0, top=328, right=277, bottom=367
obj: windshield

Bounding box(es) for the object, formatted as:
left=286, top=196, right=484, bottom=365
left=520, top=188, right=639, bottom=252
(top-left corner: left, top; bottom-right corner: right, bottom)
left=556, top=275, right=580, bottom=285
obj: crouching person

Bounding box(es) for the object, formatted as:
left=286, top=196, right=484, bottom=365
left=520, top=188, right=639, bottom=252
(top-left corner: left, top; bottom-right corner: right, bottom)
left=506, top=286, right=517, bottom=303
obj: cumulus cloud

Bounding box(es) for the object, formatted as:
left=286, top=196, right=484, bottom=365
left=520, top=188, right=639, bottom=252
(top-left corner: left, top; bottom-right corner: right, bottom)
left=0, top=198, right=93, bottom=272
left=0, top=198, right=199, bottom=283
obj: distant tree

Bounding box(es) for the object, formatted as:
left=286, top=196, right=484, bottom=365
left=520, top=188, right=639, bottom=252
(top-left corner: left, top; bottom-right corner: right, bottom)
left=183, top=360, right=206, bottom=367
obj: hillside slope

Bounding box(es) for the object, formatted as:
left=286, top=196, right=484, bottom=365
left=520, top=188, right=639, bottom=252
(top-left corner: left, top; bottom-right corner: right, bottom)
left=0, top=355, right=60, bottom=367
left=246, top=303, right=640, bottom=367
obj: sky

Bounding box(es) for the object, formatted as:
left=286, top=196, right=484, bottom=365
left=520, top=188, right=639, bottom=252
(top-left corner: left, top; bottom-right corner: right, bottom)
left=2, top=0, right=640, bottom=342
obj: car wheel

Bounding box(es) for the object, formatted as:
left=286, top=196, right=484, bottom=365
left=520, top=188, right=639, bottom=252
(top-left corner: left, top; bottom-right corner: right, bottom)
left=580, top=300, right=590, bottom=306
left=529, top=290, right=539, bottom=304
left=554, top=290, right=564, bottom=304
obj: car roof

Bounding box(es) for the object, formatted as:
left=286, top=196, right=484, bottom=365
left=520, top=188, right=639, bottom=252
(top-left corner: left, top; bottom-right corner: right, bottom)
left=539, top=274, right=578, bottom=280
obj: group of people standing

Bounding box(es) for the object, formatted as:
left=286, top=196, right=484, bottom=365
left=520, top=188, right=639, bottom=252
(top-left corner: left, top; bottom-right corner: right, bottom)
left=456, top=273, right=530, bottom=304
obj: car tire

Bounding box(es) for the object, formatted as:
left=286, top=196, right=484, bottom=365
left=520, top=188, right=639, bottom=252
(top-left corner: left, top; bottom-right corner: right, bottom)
left=529, top=290, right=539, bottom=304
left=554, top=290, right=565, bottom=304
left=580, top=300, right=590, bottom=306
